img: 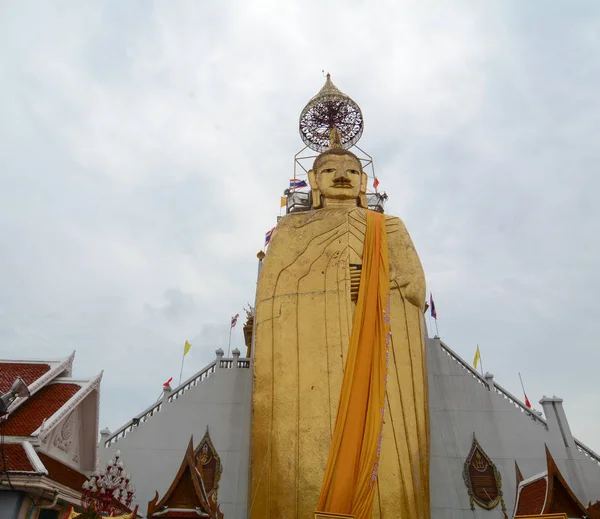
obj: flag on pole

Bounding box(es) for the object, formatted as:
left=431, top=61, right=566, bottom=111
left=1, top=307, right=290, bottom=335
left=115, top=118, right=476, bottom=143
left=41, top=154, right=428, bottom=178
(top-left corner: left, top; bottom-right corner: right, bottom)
left=290, top=179, right=308, bottom=189
left=473, top=345, right=481, bottom=370
left=163, top=377, right=173, bottom=387
left=429, top=292, right=437, bottom=319
left=231, top=313, right=240, bottom=328
left=519, top=372, right=532, bottom=409
left=265, top=227, right=275, bottom=246
left=373, top=176, right=380, bottom=190
left=183, top=340, right=192, bottom=356
left=280, top=196, right=287, bottom=208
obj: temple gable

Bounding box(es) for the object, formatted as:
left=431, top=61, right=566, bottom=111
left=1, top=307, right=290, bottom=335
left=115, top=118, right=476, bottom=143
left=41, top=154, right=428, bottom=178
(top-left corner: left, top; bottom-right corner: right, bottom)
left=147, top=435, right=224, bottom=519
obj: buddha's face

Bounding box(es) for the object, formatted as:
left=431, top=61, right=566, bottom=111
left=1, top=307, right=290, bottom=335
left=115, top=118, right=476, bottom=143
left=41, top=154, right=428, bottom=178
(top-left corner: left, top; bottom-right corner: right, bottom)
left=310, top=153, right=363, bottom=202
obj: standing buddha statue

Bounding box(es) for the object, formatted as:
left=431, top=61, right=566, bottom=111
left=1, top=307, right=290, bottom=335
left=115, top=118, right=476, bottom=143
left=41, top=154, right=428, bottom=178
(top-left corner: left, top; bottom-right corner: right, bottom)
left=249, top=76, right=430, bottom=519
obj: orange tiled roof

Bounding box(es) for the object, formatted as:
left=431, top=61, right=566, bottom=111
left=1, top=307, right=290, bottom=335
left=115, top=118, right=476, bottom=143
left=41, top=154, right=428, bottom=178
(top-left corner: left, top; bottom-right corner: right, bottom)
left=0, top=363, right=51, bottom=393
left=1, top=443, right=35, bottom=472
left=3, top=382, right=81, bottom=435
left=516, top=477, right=548, bottom=516
left=37, top=452, right=87, bottom=491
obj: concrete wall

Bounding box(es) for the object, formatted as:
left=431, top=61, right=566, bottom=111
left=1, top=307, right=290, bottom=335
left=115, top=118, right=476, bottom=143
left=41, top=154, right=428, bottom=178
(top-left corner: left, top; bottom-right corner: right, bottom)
left=428, top=337, right=600, bottom=519
left=100, top=357, right=252, bottom=519
left=0, top=491, right=22, bottom=519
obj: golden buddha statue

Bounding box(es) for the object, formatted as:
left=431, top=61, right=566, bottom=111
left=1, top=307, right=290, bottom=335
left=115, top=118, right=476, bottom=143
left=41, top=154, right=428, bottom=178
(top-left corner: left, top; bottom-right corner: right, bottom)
left=250, top=78, right=429, bottom=519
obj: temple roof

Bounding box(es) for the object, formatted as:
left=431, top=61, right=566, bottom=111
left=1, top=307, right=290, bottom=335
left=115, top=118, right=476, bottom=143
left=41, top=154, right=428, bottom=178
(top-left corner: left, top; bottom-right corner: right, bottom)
left=3, top=381, right=82, bottom=435
left=0, top=362, right=51, bottom=392
left=38, top=451, right=88, bottom=490
left=514, top=448, right=589, bottom=518
left=1, top=443, right=37, bottom=473
left=1, top=351, right=102, bottom=496
left=515, top=474, right=548, bottom=515
left=0, top=352, right=74, bottom=401
left=1, top=351, right=101, bottom=441
left=147, top=436, right=223, bottom=519
left=1, top=441, right=90, bottom=494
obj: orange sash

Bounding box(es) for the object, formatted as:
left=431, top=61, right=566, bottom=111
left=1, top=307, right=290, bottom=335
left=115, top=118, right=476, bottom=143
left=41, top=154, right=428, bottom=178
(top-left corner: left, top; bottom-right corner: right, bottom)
left=317, top=211, right=390, bottom=519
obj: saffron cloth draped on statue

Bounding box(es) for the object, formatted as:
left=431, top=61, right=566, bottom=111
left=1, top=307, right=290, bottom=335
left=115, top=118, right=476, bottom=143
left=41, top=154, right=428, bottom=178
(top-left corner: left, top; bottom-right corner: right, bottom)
left=318, top=211, right=390, bottom=518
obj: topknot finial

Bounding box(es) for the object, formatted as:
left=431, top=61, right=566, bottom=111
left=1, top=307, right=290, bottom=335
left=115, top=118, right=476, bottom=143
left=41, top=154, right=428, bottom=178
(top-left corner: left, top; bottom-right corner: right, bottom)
left=329, top=127, right=343, bottom=150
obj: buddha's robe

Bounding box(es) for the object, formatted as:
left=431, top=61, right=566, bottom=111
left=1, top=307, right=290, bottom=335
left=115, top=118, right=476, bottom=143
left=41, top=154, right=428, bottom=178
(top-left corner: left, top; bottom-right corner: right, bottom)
left=249, top=207, right=429, bottom=519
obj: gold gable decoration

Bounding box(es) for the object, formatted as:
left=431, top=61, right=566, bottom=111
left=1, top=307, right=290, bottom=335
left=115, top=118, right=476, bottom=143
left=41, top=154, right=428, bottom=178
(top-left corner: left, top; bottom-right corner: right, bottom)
left=462, top=433, right=506, bottom=512
left=64, top=505, right=138, bottom=519
left=194, top=427, right=222, bottom=502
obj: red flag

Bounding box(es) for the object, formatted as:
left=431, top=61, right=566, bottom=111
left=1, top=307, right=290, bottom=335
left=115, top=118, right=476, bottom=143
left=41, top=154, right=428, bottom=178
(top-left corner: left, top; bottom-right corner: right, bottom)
left=519, top=372, right=532, bottom=409
left=163, top=377, right=173, bottom=387
left=373, top=176, right=380, bottom=189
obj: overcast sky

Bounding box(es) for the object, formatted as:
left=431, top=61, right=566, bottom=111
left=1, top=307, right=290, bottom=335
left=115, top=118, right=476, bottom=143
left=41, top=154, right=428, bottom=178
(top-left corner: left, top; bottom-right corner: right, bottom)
left=1, top=1, right=599, bottom=454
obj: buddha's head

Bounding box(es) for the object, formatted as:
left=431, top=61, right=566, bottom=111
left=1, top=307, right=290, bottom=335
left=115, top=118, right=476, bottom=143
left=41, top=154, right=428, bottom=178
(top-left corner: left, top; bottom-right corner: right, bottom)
left=307, top=129, right=368, bottom=209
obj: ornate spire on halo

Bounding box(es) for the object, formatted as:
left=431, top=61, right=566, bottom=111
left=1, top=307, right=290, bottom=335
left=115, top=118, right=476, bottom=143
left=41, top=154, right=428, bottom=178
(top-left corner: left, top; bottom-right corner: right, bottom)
left=299, top=73, right=364, bottom=153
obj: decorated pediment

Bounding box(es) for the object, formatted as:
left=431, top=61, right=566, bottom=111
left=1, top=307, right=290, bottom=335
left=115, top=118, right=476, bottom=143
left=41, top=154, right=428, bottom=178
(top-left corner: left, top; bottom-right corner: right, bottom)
left=194, top=428, right=222, bottom=501
left=463, top=433, right=506, bottom=512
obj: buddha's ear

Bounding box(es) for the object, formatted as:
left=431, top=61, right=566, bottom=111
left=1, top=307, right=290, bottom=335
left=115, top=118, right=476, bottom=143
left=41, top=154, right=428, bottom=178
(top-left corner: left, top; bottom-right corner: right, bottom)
left=358, top=171, right=368, bottom=208
left=308, top=169, right=318, bottom=190
left=308, top=169, right=322, bottom=209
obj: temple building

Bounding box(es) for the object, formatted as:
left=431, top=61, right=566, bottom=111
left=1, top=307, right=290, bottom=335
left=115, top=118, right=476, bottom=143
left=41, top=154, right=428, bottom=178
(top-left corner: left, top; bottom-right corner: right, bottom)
left=100, top=348, right=251, bottom=518
left=0, top=352, right=103, bottom=518
left=99, top=337, right=600, bottom=518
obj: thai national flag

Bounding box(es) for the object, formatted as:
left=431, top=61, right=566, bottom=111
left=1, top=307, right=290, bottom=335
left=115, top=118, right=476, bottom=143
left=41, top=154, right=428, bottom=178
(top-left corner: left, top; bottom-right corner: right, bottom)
left=429, top=292, right=437, bottom=319
left=265, top=227, right=275, bottom=246
left=290, top=179, right=308, bottom=189
left=231, top=313, right=240, bottom=328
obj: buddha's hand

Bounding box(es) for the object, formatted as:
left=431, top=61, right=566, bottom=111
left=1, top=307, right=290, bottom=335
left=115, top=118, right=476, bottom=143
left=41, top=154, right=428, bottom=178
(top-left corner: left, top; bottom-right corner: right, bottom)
left=392, top=275, right=425, bottom=310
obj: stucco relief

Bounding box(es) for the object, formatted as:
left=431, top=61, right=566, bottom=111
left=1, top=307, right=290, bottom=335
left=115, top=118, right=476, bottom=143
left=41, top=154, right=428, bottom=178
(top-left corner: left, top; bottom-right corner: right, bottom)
left=54, top=411, right=75, bottom=453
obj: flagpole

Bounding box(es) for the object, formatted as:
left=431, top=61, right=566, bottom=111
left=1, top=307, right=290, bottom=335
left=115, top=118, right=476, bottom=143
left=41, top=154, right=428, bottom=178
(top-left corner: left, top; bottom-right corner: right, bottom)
left=428, top=314, right=433, bottom=338
left=227, top=323, right=233, bottom=357
left=434, top=318, right=440, bottom=338
left=518, top=372, right=529, bottom=404
left=178, top=351, right=185, bottom=386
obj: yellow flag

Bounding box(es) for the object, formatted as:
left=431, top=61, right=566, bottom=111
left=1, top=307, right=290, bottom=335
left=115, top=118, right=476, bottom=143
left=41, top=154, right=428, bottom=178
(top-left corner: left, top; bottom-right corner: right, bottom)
left=280, top=196, right=287, bottom=208
left=183, top=340, right=192, bottom=356
left=473, top=345, right=481, bottom=369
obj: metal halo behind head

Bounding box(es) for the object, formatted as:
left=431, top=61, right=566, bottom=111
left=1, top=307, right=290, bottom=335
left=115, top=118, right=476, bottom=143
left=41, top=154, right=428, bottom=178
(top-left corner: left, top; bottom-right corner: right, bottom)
left=299, top=74, right=364, bottom=153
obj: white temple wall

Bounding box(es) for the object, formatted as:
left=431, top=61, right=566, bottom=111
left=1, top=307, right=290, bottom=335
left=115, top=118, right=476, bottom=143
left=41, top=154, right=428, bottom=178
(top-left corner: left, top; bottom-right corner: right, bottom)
left=98, top=338, right=600, bottom=519
left=427, top=337, right=600, bottom=518
left=100, top=359, right=252, bottom=519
